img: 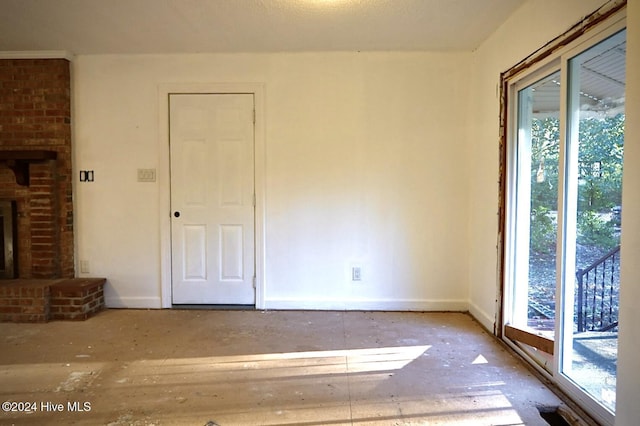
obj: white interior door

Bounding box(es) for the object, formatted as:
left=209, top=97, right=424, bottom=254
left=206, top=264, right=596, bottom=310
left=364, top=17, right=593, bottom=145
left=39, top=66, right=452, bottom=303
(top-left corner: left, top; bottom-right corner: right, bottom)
left=170, top=93, right=255, bottom=305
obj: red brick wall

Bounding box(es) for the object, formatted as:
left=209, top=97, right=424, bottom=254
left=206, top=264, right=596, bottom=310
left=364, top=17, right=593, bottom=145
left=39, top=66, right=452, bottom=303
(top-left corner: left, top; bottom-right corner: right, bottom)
left=0, top=59, right=74, bottom=278
left=0, top=279, right=105, bottom=322
left=0, top=281, right=51, bottom=323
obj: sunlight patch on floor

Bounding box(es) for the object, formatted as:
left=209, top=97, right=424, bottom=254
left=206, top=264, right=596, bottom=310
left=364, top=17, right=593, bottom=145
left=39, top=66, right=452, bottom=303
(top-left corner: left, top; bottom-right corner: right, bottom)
left=132, top=345, right=432, bottom=376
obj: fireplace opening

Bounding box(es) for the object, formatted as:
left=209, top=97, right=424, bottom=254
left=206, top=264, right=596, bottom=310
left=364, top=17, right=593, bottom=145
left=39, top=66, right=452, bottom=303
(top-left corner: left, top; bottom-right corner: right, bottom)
left=0, top=150, right=71, bottom=279
left=0, top=200, right=17, bottom=279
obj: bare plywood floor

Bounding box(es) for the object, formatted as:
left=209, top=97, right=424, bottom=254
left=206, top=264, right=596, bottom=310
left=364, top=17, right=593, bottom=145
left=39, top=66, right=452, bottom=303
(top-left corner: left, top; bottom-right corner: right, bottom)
left=0, top=310, right=562, bottom=425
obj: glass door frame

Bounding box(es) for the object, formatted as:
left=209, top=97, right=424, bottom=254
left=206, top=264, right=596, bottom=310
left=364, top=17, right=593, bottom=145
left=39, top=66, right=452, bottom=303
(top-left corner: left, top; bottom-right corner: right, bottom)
left=556, top=21, right=626, bottom=425
left=503, top=62, right=561, bottom=373
left=500, top=9, right=626, bottom=426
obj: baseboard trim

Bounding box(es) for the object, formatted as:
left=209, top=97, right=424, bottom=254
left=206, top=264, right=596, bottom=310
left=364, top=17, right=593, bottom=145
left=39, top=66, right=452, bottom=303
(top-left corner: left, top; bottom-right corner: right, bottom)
left=264, top=298, right=469, bottom=312
left=468, top=300, right=496, bottom=334
left=105, top=297, right=162, bottom=309
left=105, top=296, right=474, bottom=313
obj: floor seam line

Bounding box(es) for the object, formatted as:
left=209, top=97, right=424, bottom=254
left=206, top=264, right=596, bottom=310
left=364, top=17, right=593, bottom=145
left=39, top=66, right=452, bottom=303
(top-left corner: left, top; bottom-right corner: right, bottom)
left=342, top=311, right=354, bottom=425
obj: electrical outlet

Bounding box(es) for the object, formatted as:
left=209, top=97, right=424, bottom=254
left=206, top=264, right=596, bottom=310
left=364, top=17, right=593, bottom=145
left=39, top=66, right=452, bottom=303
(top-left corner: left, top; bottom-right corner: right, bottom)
left=80, top=260, right=90, bottom=274
left=352, top=266, right=362, bottom=281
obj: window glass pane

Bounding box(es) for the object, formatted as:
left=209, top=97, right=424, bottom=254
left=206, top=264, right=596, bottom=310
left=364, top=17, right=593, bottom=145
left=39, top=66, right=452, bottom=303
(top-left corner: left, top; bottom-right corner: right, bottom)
left=562, top=29, right=625, bottom=413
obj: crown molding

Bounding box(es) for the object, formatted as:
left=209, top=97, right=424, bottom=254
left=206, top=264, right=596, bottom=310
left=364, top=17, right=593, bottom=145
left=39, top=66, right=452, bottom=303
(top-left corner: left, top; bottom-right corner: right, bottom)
left=0, top=51, right=75, bottom=61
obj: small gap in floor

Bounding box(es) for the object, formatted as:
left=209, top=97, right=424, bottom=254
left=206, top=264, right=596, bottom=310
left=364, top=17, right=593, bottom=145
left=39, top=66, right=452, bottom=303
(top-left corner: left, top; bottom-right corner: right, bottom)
left=537, top=405, right=571, bottom=426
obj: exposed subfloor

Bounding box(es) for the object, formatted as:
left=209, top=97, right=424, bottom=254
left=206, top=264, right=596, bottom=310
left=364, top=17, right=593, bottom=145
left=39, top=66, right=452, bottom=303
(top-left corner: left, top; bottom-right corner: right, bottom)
left=0, top=310, right=566, bottom=425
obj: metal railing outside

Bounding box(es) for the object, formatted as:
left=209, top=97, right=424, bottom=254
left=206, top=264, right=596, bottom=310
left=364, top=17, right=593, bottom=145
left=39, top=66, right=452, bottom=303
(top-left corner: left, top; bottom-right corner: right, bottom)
left=576, top=245, right=621, bottom=333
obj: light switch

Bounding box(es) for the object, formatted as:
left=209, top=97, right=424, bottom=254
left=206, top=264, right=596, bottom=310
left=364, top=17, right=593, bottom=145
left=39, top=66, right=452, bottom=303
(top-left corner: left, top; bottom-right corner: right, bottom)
left=79, top=170, right=94, bottom=182
left=137, top=168, right=156, bottom=182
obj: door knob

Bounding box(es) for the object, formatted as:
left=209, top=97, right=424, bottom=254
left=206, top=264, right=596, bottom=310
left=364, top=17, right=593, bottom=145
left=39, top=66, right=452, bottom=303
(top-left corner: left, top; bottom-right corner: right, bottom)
left=174, top=211, right=180, bottom=218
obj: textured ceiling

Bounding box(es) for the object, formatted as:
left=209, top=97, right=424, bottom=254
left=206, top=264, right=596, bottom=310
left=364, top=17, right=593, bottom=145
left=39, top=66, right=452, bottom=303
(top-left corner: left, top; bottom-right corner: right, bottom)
left=0, top=0, right=525, bottom=54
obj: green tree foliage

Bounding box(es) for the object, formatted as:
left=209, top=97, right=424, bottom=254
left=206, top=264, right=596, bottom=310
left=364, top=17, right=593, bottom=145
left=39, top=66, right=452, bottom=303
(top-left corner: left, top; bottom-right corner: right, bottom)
left=528, top=113, right=624, bottom=254
left=530, top=206, right=556, bottom=254
left=531, top=117, right=560, bottom=211
left=577, top=114, right=625, bottom=211
left=577, top=210, right=618, bottom=250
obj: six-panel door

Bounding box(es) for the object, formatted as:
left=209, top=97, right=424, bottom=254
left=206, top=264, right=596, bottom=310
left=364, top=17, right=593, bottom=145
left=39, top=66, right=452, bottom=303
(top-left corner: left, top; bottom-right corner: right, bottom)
left=170, top=93, right=255, bottom=305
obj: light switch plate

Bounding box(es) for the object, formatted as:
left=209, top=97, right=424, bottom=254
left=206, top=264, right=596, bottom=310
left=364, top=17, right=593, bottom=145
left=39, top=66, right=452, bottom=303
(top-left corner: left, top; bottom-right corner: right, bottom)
left=137, top=168, right=156, bottom=182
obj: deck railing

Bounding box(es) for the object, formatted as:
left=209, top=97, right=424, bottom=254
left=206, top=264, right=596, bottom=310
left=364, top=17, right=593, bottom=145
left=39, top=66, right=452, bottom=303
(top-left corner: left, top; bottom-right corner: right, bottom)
left=576, top=245, right=620, bottom=333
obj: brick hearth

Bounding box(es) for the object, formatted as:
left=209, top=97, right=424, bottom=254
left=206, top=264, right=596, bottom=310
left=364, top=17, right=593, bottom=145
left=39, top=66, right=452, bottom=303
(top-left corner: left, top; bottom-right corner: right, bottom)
left=0, top=278, right=105, bottom=322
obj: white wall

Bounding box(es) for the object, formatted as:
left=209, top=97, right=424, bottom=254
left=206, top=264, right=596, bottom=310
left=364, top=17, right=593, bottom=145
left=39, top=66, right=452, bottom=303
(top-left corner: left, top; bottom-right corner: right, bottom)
left=466, top=0, right=609, bottom=330
left=73, top=52, right=471, bottom=310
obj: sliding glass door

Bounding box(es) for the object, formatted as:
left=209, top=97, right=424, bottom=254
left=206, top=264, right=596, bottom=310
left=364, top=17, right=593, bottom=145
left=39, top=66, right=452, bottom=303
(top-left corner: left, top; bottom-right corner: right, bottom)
left=559, top=29, right=626, bottom=414
left=503, top=14, right=626, bottom=425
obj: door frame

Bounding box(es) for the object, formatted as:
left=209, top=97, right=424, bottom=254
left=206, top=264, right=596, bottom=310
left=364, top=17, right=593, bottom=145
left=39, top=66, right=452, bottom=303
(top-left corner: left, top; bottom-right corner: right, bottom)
left=158, top=83, right=266, bottom=309
left=498, top=8, right=626, bottom=425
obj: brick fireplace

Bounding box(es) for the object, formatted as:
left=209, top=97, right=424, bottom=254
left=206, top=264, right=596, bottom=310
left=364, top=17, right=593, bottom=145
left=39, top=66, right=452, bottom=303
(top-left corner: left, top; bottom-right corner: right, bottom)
left=0, top=58, right=74, bottom=279
left=0, top=58, right=104, bottom=322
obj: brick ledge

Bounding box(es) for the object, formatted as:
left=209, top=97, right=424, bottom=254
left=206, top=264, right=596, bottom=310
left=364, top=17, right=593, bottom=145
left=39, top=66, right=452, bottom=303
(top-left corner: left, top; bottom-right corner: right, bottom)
left=0, top=278, right=106, bottom=322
